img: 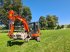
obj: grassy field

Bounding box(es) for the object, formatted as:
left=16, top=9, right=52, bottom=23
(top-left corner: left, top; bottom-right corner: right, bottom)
left=0, top=29, right=70, bottom=52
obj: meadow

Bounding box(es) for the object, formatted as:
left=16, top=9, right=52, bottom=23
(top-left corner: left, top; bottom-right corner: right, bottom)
left=0, top=29, right=70, bottom=52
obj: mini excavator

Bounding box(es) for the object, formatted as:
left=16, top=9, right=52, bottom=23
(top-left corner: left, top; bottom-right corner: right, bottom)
left=8, top=10, right=40, bottom=42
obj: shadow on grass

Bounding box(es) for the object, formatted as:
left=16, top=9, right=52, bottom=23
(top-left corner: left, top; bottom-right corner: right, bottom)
left=7, top=40, right=24, bottom=46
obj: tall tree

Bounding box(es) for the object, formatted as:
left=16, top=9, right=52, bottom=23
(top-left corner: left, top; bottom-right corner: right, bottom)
left=46, top=15, right=58, bottom=29
left=39, top=16, right=47, bottom=30
left=3, top=0, right=22, bottom=14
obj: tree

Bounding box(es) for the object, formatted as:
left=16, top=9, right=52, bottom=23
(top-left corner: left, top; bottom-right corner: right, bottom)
left=0, top=0, right=32, bottom=29
left=0, top=7, right=9, bottom=29
left=22, top=6, right=32, bottom=22
left=57, top=25, right=61, bottom=29
left=61, top=25, right=64, bottom=29
left=3, top=0, right=22, bottom=14
left=46, top=15, right=58, bottom=29
left=39, top=16, right=47, bottom=30
left=0, top=0, right=22, bottom=29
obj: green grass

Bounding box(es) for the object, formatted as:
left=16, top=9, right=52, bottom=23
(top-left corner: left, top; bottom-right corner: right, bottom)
left=0, top=29, right=70, bottom=52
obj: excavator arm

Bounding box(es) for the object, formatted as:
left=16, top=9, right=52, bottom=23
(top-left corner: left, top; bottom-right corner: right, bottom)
left=16, top=15, right=29, bottom=33
left=8, top=14, right=29, bottom=38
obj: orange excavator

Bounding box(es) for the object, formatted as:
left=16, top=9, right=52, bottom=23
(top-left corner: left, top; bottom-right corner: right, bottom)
left=0, top=0, right=40, bottom=42
left=8, top=9, right=40, bottom=42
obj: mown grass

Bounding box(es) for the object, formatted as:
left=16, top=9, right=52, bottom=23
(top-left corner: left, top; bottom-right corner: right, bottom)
left=0, top=29, right=70, bottom=52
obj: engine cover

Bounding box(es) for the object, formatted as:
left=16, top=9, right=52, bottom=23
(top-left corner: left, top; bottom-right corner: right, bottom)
left=13, top=32, right=28, bottom=40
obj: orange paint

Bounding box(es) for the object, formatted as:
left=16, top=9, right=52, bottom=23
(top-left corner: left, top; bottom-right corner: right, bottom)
left=8, top=10, right=29, bottom=38
left=8, top=10, right=15, bottom=21
left=32, top=33, right=40, bottom=37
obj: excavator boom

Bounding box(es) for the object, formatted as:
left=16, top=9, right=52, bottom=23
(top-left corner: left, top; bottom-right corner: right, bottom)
left=8, top=10, right=29, bottom=38
left=15, top=15, right=29, bottom=33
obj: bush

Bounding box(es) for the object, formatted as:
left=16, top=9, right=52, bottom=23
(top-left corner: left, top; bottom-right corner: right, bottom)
left=41, top=27, right=46, bottom=30
left=57, top=25, right=61, bottom=29
left=61, top=25, right=64, bottom=29
left=67, top=24, right=70, bottom=28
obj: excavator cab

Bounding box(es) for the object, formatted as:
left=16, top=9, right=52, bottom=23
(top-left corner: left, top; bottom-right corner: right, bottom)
left=29, top=22, right=40, bottom=42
